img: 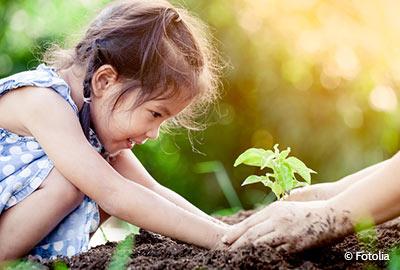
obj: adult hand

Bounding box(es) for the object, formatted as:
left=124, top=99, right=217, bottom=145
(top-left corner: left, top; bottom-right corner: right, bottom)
left=222, top=200, right=352, bottom=252
left=283, top=182, right=341, bottom=202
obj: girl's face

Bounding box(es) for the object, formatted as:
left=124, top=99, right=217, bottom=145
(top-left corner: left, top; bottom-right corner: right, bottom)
left=91, top=85, right=191, bottom=155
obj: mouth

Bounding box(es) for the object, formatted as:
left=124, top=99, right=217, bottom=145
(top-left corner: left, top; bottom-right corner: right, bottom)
left=126, top=138, right=145, bottom=147
left=126, top=138, right=135, bottom=148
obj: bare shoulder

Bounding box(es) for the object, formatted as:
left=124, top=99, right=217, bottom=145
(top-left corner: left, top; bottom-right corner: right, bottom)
left=0, top=85, right=126, bottom=206
left=0, top=86, right=77, bottom=136
left=9, top=87, right=120, bottom=196
left=12, top=86, right=84, bottom=147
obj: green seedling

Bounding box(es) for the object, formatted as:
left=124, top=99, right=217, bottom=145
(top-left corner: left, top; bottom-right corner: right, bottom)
left=234, top=144, right=316, bottom=199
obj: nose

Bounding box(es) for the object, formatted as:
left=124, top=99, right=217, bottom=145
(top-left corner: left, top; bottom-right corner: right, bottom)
left=146, top=125, right=160, bottom=140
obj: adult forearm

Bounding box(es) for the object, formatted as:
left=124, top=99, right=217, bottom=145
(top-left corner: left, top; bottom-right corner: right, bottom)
left=327, top=154, right=400, bottom=227
left=101, top=178, right=225, bottom=249
left=286, top=158, right=392, bottom=202
left=333, top=158, right=390, bottom=192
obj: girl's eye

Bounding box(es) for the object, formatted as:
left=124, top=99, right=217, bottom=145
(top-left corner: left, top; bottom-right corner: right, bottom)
left=150, top=111, right=162, bottom=118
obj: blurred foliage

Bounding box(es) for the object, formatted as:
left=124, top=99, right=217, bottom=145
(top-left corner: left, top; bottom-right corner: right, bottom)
left=389, top=246, right=400, bottom=270
left=1, top=0, right=400, bottom=212
left=0, top=259, right=45, bottom=270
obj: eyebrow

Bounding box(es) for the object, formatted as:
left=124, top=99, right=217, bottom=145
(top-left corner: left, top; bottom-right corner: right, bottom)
left=155, top=105, right=171, bottom=117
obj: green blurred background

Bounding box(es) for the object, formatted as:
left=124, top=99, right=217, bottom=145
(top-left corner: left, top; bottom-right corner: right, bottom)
left=1, top=0, right=399, bottom=213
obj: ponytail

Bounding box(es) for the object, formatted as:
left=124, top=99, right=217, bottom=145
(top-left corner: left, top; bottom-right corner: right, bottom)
left=78, top=39, right=106, bottom=140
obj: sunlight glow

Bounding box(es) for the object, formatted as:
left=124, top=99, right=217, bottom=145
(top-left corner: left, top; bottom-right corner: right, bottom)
left=337, top=99, right=364, bottom=129
left=251, top=129, right=273, bottom=149
left=10, top=10, right=29, bottom=32
left=369, top=85, right=398, bottom=112
left=334, top=47, right=360, bottom=80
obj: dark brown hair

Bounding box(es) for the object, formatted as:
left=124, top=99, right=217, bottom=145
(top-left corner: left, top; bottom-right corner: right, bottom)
left=44, top=0, right=220, bottom=139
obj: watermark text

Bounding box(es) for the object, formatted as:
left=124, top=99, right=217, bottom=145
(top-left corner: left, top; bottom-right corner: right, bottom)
left=344, top=251, right=389, bottom=261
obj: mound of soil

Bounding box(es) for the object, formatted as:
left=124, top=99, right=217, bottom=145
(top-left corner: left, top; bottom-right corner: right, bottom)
left=32, top=211, right=400, bottom=269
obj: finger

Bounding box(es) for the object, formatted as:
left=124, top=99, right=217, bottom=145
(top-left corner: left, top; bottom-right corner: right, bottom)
left=248, top=204, right=277, bottom=224
left=276, top=243, right=292, bottom=253
left=276, top=241, right=304, bottom=253
left=224, top=204, right=279, bottom=245
left=214, top=241, right=230, bottom=251
left=254, top=232, right=304, bottom=254
left=221, top=223, right=248, bottom=245
left=277, top=239, right=309, bottom=253
left=253, top=231, right=287, bottom=247
left=229, top=221, right=275, bottom=250
left=282, top=187, right=307, bottom=201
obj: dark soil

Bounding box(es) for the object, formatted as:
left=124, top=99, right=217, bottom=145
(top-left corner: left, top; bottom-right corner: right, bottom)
left=30, top=211, right=400, bottom=269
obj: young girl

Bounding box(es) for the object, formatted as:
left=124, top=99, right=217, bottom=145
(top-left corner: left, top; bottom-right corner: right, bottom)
left=223, top=155, right=400, bottom=252
left=0, top=0, right=229, bottom=260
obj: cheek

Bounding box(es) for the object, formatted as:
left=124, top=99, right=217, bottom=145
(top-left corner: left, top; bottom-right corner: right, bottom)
left=113, top=112, right=142, bottom=139
left=96, top=110, right=123, bottom=141
left=111, top=117, right=130, bottom=138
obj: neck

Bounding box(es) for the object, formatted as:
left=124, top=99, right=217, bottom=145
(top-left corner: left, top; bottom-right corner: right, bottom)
left=58, top=64, right=86, bottom=112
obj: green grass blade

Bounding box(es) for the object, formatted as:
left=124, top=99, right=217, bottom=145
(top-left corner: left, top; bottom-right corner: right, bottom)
left=195, top=161, right=243, bottom=209
left=108, top=234, right=135, bottom=270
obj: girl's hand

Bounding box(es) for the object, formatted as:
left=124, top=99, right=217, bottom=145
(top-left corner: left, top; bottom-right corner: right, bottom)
left=283, top=182, right=341, bottom=202
left=222, top=200, right=352, bottom=252
left=211, top=224, right=232, bottom=250
left=213, top=237, right=230, bottom=250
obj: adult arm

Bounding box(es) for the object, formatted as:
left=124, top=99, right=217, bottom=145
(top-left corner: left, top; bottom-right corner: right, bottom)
left=328, top=152, right=400, bottom=225
left=223, top=152, right=400, bottom=251
left=284, top=159, right=390, bottom=201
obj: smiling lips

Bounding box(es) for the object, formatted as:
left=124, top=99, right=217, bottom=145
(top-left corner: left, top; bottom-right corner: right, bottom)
left=126, top=138, right=144, bottom=148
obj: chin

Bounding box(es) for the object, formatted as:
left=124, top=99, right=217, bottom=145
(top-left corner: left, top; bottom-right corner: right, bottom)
left=108, top=150, right=123, bottom=159
left=102, top=144, right=119, bottom=155
left=108, top=143, right=133, bottom=154
left=103, top=138, right=134, bottom=154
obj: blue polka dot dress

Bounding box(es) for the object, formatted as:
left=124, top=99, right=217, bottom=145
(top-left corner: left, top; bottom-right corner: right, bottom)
left=0, top=64, right=102, bottom=259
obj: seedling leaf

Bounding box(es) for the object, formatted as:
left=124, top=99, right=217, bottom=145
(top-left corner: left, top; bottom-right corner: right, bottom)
left=241, top=175, right=264, bottom=186
left=273, top=144, right=280, bottom=155
left=285, top=156, right=315, bottom=184
left=260, top=151, right=275, bottom=170
left=261, top=174, right=274, bottom=188
left=234, top=148, right=270, bottom=167
left=282, top=163, right=294, bottom=191
left=279, top=147, right=291, bottom=160
left=272, top=181, right=284, bottom=199
left=235, top=144, right=316, bottom=200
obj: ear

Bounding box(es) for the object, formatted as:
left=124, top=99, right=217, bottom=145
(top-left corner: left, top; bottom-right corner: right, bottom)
left=91, top=64, right=118, bottom=97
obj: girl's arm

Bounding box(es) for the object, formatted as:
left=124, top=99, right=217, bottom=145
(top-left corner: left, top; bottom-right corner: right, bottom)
left=285, top=158, right=390, bottom=201
left=18, top=88, right=226, bottom=249
left=109, top=149, right=227, bottom=227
